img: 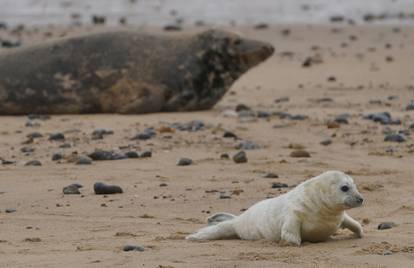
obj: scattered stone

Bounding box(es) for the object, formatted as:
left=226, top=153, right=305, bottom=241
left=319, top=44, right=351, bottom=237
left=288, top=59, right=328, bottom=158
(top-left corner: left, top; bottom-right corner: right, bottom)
left=334, top=113, right=350, bottom=124
left=384, top=133, right=406, bottom=143
left=20, top=147, right=34, bottom=153
left=94, top=182, right=123, bottom=195
left=1, top=159, right=15, bottom=165
left=271, top=182, right=288, bottom=188
left=378, top=222, right=396, bottom=230
left=26, top=132, right=43, bottom=139
left=288, top=143, right=305, bottom=150
left=223, top=131, right=238, bottom=139
left=63, top=184, right=82, bottom=194
left=409, top=123, right=414, bottom=130
left=49, top=133, right=65, bottom=141
left=123, top=244, right=145, bottom=252
left=5, top=208, right=16, bottom=213
left=131, top=128, right=156, bottom=140
left=263, top=173, right=279, bottom=178
left=76, top=156, right=93, bottom=165
left=274, top=97, right=290, bottom=103
left=159, top=183, right=168, bottom=187
left=327, top=121, right=340, bottom=129
left=125, top=151, right=139, bottom=158
left=235, top=140, right=261, bottom=150
left=25, top=160, right=42, bottom=166
left=406, top=100, right=414, bottom=111
left=92, top=128, right=114, bottom=140
left=290, top=150, right=311, bottom=158
left=233, top=151, right=248, bottom=163
left=235, top=104, right=251, bottom=112
left=59, top=143, right=71, bottom=148
left=163, top=24, right=182, bottom=31
left=219, top=191, right=232, bottom=199
left=92, top=15, right=106, bottom=24
left=254, top=23, right=269, bottom=30
left=170, top=121, right=204, bottom=132
left=88, top=150, right=126, bottom=161
left=363, top=112, right=400, bottom=125
left=24, top=237, right=41, bottom=242
left=220, top=153, right=230, bottom=159
left=320, top=139, right=333, bottom=146
left=257, top=111, right=271, bottom=118
left=51, top=153, right=63, bottom=161
left=25, top=121, right=41, bottom=128
left=177, top=158, right=193, bottom=166
left=140, top=150, right=152, bottom=158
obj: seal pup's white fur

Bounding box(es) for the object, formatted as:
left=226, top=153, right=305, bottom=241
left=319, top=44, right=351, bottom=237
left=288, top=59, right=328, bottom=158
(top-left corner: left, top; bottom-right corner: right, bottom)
left=186, top=171, right=364, bottom=245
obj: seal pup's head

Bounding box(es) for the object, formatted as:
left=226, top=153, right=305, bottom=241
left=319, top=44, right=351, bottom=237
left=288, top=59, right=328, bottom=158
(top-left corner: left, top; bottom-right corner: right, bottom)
left=310, top=170, right=364, bottom=211
left=163, top=29, right=274, bottom=111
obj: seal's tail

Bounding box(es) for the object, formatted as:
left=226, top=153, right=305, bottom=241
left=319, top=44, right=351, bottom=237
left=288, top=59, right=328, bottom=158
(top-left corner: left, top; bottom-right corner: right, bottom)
left=186, top=220, right=237, bottom=241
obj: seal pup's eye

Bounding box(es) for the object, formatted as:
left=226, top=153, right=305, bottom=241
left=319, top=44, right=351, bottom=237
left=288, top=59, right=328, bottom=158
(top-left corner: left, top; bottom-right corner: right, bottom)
left=340, top=185, right=349, bottom=192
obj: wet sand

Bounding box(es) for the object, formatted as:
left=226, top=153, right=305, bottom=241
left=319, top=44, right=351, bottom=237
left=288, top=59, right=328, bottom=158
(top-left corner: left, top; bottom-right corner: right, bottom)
left=0, top=24, right=414, bottom=267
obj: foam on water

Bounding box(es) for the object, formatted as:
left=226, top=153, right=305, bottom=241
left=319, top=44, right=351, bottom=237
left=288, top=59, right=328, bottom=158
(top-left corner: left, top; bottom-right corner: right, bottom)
left=0, top=0, right=414, bottom=26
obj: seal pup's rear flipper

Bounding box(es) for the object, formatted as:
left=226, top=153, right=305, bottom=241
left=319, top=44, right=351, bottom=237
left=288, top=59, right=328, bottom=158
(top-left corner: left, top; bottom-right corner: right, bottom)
left=186, top=220, right=238, bottom=241
left=207, top=212, right=236, bottom=226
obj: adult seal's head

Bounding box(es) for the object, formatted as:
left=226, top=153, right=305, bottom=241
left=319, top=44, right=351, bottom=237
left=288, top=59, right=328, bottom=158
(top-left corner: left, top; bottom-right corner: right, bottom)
left=162, top=29, right=274, bottom=111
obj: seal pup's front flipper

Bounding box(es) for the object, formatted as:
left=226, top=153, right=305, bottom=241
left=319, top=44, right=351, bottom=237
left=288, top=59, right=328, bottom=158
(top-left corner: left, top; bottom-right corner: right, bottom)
left=186, top=220, right=238, bottom=241
left=207, top=212, right=236, bottom=226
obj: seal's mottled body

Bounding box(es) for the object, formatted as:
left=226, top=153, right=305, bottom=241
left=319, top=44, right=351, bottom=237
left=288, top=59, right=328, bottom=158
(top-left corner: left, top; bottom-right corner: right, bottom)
left=0, top=30, right=274, bottom=114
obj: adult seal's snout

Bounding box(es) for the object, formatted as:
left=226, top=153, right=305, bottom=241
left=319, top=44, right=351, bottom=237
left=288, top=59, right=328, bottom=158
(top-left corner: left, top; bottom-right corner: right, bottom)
left=0, top=29, right=273, bottom=115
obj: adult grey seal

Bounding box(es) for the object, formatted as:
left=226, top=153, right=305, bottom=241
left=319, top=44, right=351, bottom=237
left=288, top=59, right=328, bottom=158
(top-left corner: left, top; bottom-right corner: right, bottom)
left=0, top=29, right=274, bottom=114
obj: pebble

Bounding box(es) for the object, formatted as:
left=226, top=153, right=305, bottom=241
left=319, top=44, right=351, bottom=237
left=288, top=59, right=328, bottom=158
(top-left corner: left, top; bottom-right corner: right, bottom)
left=233, top=151, right=248, bottom=163
left=320, top=139, right=333, bottom=146
left=263, top=173, right=279, bottom=178
left=5, top=208, right=16, bottom=213
left=125, top=151, right=139, bottom=158
left=290, top=150, right=311, bottom=158
left=384, top=133, right=406, bottom=142
left=92, top=128, right=114, bottom=140
left=235, top=140, right=261, bottom=150
left=223, top=131, right=238, bottom=139
left=235, top=104, right=251, bottom=112
left=49, top=133, right=65, bottom=141
left=378, top=222, right=396, bottom=230
left=170, top=121, right=204, bottom=132
left=257, top=111, right=271, bottom=118
left=63, top=184, right=82, bottom=194
left=140, top=150, right=152, bottom=158
left=20, top=147, right=34, bottom=153
left=59, top=143, right=71, bottom=148
left=364, top=112, right=400, bottom=125
left=219, top=191, right=232, bottom=199
left=88, top=150, right=126, bottom=161
left=131, top=128, right=156, bottom=140
left=410, top=123, right=414, bottom=129
left=220, top=153, right=230, bottom=159
left=25, top=160, right=42, bottom=166
left=25, top=121, right=41, bottom=128
left=123, top=244, right=145, bottom=252
left=334, top=113, right=350, bottom=124
left=163, top=24, right=182, bottom=31
left=26, top=132, right=43, bottom=139
left=177, top=158, right=193, bottom=166
left=406, top=100, right=414, bottom=111
left=271, top=182, right=288, bottom=188
left=51, top=153, right=63, bottom=161
left=94, top=182, right=123, bottom=195
left=274, top=97, right=290, bottom=103
left=76, top=156, right=93, bottom=165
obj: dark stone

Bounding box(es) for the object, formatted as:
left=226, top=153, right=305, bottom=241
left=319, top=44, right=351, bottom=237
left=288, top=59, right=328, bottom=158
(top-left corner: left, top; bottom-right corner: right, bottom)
left=257, top=111, right=271, bottom=118
left=59, top=143, right=71, bottom=148
left=290, top=150, right=311, bottom=158
left=76, top=156, right=93, bottom=165
left=254, top=23, right=269, bottom=30
left=219, top=191, right=232, bottom=199
left=92, top=15, right=106, bottom=24
left=94, top=182, right=123, bottom=195
left=378, top=222, right=396, bottom=230
left=220, top=153, right=230, bottom=159
left=25, top=121, right=41, bottom=128
left=20, top=147, right=34, bottom=153
left=263, top=173, right=279, bottom=178
left=5, top=208, right=16, bottom=213
left=63, top=184, right=82, bottom=194
left=52, top=153, right=63, bottom=161
left=235, top=104, right=251, bottom=112
left=170, top=121, right=205, bottom=132
left=177, top=158, right=192, bottom=166
left=409, top=123, right=414, bottom=129
left=88, top=150, right=126, bottom=161
left=27, top=114, right=50, bottom=121
left=92, top=128, right=114, bottom=140
left=26, top=132, right=43, bottom=139
left=49, top=133, right=65, bottom=141
left=320, top=139, right=333, bottom=146
left=163, top=24, right=182, bottom=31
left=233, top=151, right=247, bottom=163
left=131, top=128, right=156, bottom=140
left=125, top=151, right=139, bottom=158
left=274, top=97, right=290, bottom=103
left=363, top=112, right=400, bottom=125
left=334, top=113, right=350, bottom=124
left=235, top=140, right=261, bottom=150
left=140, top=150, right=152, bottom=158
left=123, top=244, right=145, bottom=252
left=406, top=100, right=414, bottom=111
left=25, top=160, right=42, bottom=166
left=223, top=131, right=238, bottom=139
left=1, top=159, right=15, bottom=165
left=384, top=134, right=406, bottom=142
left=271, top=182, right=288, bottom=188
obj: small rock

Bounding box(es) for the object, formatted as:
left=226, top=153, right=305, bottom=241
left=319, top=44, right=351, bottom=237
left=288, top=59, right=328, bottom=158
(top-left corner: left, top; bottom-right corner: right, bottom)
left=59, top=143, right=71, bottom=148
left=254, top=23, right=269, bottom=30
left=223, top=131, right=238, bottom=139
left=334, top=113, right=349, bottom=124
left=170, top=121, right=204, bottom=132
left=320, top=139, right=333, bottom=146
left=94, top=182, right=123, bottom=195
left=63, top=184, right=82, bottom=194
left=92, top=128, right=114, bottom=140
left=88, top=150, right=126, bottom=161
left=257, top=111, right=271, bottom=118
left=49, top=133, right=65, bottom=141
left=233, top=151, right=247, bottom=163
left=125, top=151, right=139, bottom=158
left=235, top=104, right=251, bottom=112
left=410, top=123, right=414, bottom=129
left=25, top=160, right=42, bottom=166
left=378, top=222, right=396, bottom=230
left=51, top=153, right=63, bottom=161
left=131, top=128, right=156, bottom=140
left=382, top=250, right=393, bottom=256
left=123, top=244, right=145, bottom=252
left=20, top=147, right=34, bottom=153
left=140, top=150, right=152, bottom=158
left=274, top=97, right=290, bottom=103
left=219, top=191, right=232, bottom=199
left=5, top=208, right=16, bottom=213
left=25, top=121, right=41, bottom=128
left=220, top=153, right=230, bottom=159
left=76, top=156, right=93, bottom=165
left=384, top=133, right=406, bottom=143
left=235, top=140, right=261, bottom=150
left=406, top=100, right=414, bottom=111
left=290, top=150, right=311, bottom=158
left=177, top=158, right=192, bottom=166
left=271, top=182, right=288, bottom=188
left=26, top=132, right=43, bottom=139
left=263, top=173, right=279, bottom=178
left=163, top=24, right=182, bottom=31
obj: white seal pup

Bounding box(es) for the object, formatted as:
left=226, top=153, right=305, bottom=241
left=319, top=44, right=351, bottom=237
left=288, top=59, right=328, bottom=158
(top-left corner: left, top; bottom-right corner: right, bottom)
left=186, top=170, right=364, bottom=245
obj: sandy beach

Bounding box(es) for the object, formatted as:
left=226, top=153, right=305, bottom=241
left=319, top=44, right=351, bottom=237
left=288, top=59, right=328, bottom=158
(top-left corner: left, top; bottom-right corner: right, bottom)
left=1, top=19, right=414, bottom=268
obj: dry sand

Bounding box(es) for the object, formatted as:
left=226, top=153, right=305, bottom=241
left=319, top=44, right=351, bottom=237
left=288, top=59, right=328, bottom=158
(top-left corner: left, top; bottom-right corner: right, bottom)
left=1, top=24, right=414, bottom=267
